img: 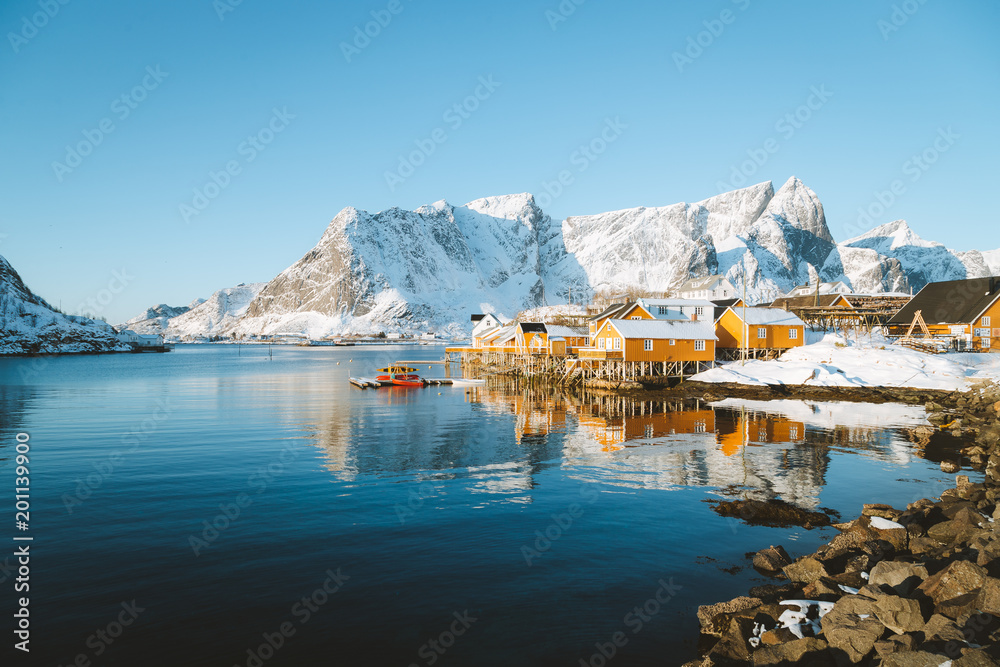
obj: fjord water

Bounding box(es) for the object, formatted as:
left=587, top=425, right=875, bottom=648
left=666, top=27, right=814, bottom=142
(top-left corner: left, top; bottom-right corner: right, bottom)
left=0, top=346, right=972, bottom=666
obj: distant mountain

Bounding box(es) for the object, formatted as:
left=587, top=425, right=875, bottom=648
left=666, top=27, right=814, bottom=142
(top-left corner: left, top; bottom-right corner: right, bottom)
left=123, top=284, right=265, bottom=341
left=123, top=302, right=199, bottom=335
left=0, top=254, right=130, bottom=355
left=121, top=178, right=999, bottom=338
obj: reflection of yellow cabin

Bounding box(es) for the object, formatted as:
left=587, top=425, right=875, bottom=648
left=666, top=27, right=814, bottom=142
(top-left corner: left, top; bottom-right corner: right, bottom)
left=715, top=307, right=806, bottom=350
left=715, top=413, right=805, bottom=456
left=579, top=408, right=716, bottom=451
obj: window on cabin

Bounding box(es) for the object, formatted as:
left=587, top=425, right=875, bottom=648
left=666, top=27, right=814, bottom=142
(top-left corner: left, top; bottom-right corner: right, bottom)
left=644, top=339, right=653, bottom=351
left=694, top=340, right=705, bottom=351
left=658, top=306, right=668, bottom=315
left=613, top=337, right=622, bottom=350
left=631, top=316, right=642, bottom=320
left=758, top=327, right=766, bottom=338
left=598, top=338, right=605, bottom=350
left=695, top=307, right=703, bottom=316
left=789, top=329, right=798, bottom=339
left=984, top=316, right=992, bottom=327
left=669, top=339, right=676, bottom=346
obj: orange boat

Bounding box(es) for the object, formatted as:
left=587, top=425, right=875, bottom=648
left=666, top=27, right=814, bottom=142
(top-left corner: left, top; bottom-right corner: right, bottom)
left=375, top=366, right=424, bottom=387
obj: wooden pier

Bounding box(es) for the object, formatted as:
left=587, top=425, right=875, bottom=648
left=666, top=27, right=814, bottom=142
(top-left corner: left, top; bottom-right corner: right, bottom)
left=445, top=347, right=713, bottom=387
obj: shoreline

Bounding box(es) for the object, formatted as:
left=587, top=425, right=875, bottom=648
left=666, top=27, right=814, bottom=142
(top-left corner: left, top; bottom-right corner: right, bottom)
left=683, top=382, right=1000, bottom=665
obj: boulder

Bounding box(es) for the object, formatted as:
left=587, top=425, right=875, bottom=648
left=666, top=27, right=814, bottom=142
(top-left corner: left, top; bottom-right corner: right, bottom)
left=921, top=613, right=966, bottom=643
left=954, top=649, right=1000, bottom=666
left=753, top=545, right=792, bottom=573
left=917, top=560, right=987, bottom=606
left=864, top=503, right=903, bottom=520
left=936, top=591, right=980, bottom=622
left=872, top=594, right=925, bottom=634
left=881, top=652, right=959, bottom=667
left=747, top=583, right=803, bottom=604
left=706, top=616, right=755, bottom=665
left=697, top=596, right=762, bottom=637
left=974, top=576, right=1000, bottom=615
left=759, top=627, right=798, bottom=646
left=869, top=560, right=929, bottom=596
left=752, top=638, right=830, bottom=666
left=873, top=634, right=918, bottom=660
left=783, top=557, right=828, bottom=584
left=820, top=595, right=886, bottom=663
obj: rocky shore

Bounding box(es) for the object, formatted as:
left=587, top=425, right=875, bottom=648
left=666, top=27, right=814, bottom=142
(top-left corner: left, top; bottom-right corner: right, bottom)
left=685, top=382, right=1000, bottom=666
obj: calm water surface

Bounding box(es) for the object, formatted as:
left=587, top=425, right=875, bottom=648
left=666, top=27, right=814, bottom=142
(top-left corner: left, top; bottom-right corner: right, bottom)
left=0, top=345, right=973, bottom=666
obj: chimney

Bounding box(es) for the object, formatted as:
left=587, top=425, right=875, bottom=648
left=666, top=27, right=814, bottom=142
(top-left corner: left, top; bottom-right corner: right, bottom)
left=691, top=313, right=697, bottom=321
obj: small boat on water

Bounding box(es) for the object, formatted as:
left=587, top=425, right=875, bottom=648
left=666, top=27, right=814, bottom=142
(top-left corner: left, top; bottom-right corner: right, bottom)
left=376, top=366, right=424, bottom=387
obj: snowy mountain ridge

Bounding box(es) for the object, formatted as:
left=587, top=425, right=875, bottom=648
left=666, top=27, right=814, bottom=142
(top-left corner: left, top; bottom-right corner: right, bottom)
left=120, top=177, right=997, bottom=338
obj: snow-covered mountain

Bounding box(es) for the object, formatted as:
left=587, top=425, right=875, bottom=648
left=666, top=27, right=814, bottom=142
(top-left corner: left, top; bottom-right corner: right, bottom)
left=122, top=301, right=200, bottom=335
left=121, top=177, right=999, bottom=338
left=124, top=283, right=266, bottom=340
left=0, top=254, right=130, bottom=355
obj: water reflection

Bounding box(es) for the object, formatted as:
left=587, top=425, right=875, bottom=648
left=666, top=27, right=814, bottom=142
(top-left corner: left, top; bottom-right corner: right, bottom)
left=306, top=380, right=963, bottom=511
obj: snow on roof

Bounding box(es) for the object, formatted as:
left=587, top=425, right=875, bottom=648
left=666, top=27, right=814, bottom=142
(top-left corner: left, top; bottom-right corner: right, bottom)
left=606, top=319, right=717, bottom=340
left=639, top=298, right=715, bottom=308
left=545, top=325, right=587, bottom=338
left=729, top=307, right=806, bottom=326
left=679, top=275, right=727, bottom=291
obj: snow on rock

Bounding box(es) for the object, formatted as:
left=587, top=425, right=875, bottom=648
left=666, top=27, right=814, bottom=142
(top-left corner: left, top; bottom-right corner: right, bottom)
left=0, top=254, right=130, bottom=355
left=869, top=516, right=905, bottom=531
left=120, top=303, right=195, bottom=336
left=693, top=333, right=1000, bottom=391
left=840, top=220, right=987, bottom=292
left=165, top=283, right=266, bottom=339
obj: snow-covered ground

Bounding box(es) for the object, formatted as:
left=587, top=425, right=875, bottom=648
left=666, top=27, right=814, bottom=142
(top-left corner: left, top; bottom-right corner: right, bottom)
left=692, top=332, right=1000, bottom=391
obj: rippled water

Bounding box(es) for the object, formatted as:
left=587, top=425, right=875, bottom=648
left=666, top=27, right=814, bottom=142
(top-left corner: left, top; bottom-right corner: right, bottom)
left=0, top=345, right=974, bottom=666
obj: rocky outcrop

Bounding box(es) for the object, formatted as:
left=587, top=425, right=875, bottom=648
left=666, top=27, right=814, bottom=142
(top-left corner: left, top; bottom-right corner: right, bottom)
left=686, top=383, right=1000, bottom=666
left=0, top=254, right=130, bottom=355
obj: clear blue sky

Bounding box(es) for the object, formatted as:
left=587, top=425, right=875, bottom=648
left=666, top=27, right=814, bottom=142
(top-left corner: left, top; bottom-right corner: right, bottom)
left=1, top=0, right=997, bottom=323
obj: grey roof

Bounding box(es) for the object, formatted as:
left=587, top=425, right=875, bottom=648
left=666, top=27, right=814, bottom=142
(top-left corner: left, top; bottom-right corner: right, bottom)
left=604, top=319, right=718, bottom=340
left=888, top=277, right=1000, bottom=325
left=471, top=314, right=486, bottom=322
left=725, top=307, right=806, bottom=326
left=679, top=275, right=727, bottom=291
left=589, top=303, right=632, bottom=321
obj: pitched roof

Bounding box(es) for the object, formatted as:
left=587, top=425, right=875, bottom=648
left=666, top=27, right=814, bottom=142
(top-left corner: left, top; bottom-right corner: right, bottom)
left=470, top=314, right=486, bottom=322
left=679, top=275, right=727, bottom=291
left=589, top=303, right=632, bottom=321
left=770, top=294, right=853, bottom=310
left=639, top=298, right=715, bottom=308
left=545, top=325, right=587, bottom=338
left=727, top=307, right=806, bottom=326
left=712, top=298, right=742, bottom=309
left=518, top=322, right=547, bottom=333
left=605, top=319, right=717, bottom=340
left=888, top=276, right=1000, bottom=325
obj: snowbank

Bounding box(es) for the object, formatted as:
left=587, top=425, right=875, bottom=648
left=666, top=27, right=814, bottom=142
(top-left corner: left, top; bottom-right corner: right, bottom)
left=692, top=333, right=1000, bottom=391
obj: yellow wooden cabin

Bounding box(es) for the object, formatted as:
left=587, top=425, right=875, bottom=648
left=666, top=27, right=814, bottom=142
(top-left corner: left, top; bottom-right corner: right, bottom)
left=588, top=319, right=717, bottom=362
left=715, top=307, right=806, bottom=350
left=887, top=276, right=1000, bottom=352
